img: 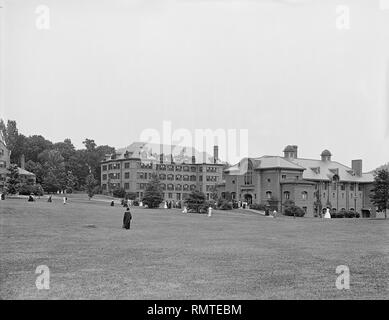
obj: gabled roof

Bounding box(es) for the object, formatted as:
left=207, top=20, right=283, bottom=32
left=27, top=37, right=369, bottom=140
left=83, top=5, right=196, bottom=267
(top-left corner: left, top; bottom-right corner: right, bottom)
left=224, top=156, right=305, bottom=175
left=288, top=158, right=374, bottom=183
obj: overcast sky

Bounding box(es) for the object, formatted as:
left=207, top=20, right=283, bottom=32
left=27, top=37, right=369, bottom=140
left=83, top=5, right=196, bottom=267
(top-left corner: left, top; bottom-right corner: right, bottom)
left=1, top=0, right=389, bottom=171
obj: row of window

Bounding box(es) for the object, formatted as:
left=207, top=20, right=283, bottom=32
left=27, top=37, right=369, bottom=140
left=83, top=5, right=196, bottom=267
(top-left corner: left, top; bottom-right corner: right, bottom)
left=102, top=172, right=218, bottom=182
left=102, top=162, right=219, bottom=173
left=136, top=183, right=197, bottom=191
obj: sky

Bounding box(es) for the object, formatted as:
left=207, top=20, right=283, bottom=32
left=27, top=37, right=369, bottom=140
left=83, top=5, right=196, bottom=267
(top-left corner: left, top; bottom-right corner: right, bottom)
left=0, top=0, right=389, bottom=171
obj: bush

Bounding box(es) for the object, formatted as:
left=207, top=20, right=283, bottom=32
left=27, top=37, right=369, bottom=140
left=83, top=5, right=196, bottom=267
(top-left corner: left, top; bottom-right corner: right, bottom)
left=250, top=203, right=267, bottom=211
left=284, top=205, right=305, bottom=217
left=112, top=187, right=126, bottom=198
left=19, top=184, right=44, bottom=196
left=336, top=211, right=345, bottom=218
left=217, top=199, right=232, bottom=210
left=344, top=210, right=356, bottom=218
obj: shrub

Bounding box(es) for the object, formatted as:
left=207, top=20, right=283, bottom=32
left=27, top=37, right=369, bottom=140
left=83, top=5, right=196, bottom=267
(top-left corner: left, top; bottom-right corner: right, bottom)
left=19, top=184, right=44, bottom=196
left=217, top=199, right=232, bottom=210
left=344, top=210, right=356, bottom=218
left=284, top=205, right=305, bottom=217
left=336, top=211, right=345, bottom=218
left=112, top=187, right=126, bottom=198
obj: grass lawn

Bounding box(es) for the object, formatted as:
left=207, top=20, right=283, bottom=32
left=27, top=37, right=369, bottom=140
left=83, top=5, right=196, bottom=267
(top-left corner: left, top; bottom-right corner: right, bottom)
left=0, top=197, right=388, bottom=300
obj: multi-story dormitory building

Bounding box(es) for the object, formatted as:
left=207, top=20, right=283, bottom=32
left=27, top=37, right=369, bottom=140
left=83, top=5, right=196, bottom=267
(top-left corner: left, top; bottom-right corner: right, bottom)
left=100, top=142, right=224, bottom=202
left=216, top=145, right=377, bottom=218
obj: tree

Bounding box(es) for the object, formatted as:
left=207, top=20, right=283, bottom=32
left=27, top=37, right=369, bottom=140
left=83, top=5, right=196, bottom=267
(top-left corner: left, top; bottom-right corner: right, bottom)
left=25, top=160, right=45, bottom=184
left=65, top=171, right=77, bottom=193
left=5, top=164, right=21, bottom=194
left=38, top=150, right=67, bottom=192
left=186, top=190, right=207, bottom=213
left=370, top=169, right=389, bottom=219
left=85, top=173, right=97, bottom=200
left=0, top=119, right=26, bottom=164
left=142, top=175, right=164, bottom=208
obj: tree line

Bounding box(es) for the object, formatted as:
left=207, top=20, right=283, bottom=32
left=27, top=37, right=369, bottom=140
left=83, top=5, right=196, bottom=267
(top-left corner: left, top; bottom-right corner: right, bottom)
left=1, top=119, right=115, bottom=193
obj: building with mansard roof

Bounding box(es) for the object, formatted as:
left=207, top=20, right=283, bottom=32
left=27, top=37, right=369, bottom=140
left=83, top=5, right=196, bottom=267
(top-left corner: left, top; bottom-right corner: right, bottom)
left=100, top=142, right=224, bottom=202
left=217, top=145, right=376, bottom=218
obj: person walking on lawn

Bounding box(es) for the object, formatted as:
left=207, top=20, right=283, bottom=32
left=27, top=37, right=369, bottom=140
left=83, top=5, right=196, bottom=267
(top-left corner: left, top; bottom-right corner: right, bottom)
left=122, top=207, right=132, bottom=230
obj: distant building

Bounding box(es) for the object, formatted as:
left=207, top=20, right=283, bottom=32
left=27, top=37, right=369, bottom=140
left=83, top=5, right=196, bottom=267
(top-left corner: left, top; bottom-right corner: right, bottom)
left=0, top=137, right=10, bottom=191
left=217, top=145, right=376, bottom=218
left=100, top=142, right=224, bottom=202
left=0, top=135, right=36, bottom=191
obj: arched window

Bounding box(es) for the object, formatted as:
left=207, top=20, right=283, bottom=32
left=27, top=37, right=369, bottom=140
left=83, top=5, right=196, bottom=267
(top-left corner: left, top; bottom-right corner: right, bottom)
left=284, top=191, right=290, bottom=200
left=302, top=191, right=308, bottom=200
left=266, top=191, right=272, bottom=199
left=244, top=160, right=253, bottom=185
left=175, top=184, right=182, bottom=191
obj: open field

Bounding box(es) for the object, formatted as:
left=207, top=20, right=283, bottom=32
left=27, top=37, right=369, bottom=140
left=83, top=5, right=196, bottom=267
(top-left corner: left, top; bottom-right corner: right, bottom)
left=0, top=197, right=388, bottom=299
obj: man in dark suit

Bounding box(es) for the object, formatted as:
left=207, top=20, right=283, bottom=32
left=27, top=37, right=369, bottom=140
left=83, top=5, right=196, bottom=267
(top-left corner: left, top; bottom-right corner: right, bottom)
left=122, top=207, right=132, bottom=230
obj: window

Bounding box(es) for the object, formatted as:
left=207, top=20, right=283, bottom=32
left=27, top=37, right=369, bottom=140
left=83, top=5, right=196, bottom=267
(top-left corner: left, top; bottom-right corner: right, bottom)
left=350, top=184, right=354, bottom=191
left=176, top=193, right=181, bottom=200
left=102, top=184, right=107, bottom=190
left=102, top=165, right=107, bottom=171
left=125, top=172, right=130, bottom=179
left=160, top=183, right=166, bottom=190
left=183, top=184, right=189, bottom=191
left=284, top=191, right=290, bottom=200
left=190, top=175, right=196, bottom=181
left=124, top=162, right=130, bottom=169
left=302, top=191, right=308, bottom=200
left=266, top=191, right=272, bottom=199
left=341, top=184, right=345, bottom=191
left=282, top=175, right=286, bottom=180
left=267, top=178, right=271, bottom=183
left=358, top=184, right=362, bottom=191
left=332, top=183, right=337, bottom=191
left=167, top=165, right=174, bottom=171
left=175, top=165, right=182, bottom=171
left=231, top=192, right=236, bottom=200
left=124, top=183, right=129, bottom=190
left=183, top=166, right=189, bottom=172
left=167, top=184, right=174, bottom=191
left=183, top=175, right=189, bottom=181
left=175, top=174, right=182, bottom=181
left=191, top=166, right=197, bottom=172
left=102, top=174, right=107, bottom=180
left=159, top=174, right=166, bottom=180
left=168, top=193, right=173, bottom=198
left=190, top=184, right=196, bottom=191
left=244, top=171, right=253, bottom=185
left=167, top=174, right=174, bottom=181
left=175, top=184, right=182, bottom=191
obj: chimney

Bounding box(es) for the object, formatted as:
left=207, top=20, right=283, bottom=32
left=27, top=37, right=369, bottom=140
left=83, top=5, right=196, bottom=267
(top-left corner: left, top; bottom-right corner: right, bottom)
left=352, top=160, right=362, bottom=176
left=20, top=154, right=25, bottom=170
left=192, top=155, right=196, bottom=164
left=213, top=145, right=219, bottom=164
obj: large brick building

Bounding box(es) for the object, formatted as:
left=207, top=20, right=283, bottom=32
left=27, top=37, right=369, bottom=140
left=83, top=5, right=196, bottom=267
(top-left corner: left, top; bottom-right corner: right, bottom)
left=217, top=145, right=376, bottom=218
left=100, top=142, right=224, bottom=202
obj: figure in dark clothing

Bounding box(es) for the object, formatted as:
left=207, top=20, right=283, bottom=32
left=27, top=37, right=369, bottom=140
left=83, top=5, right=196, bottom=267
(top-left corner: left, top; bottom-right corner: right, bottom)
left=122, top=208, right=132, bottom=230
left=28, top=195, right=34, bottom=202
left=48, top=195, right=52, bottom=202
left=110, top=200, right=114, bottom=207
